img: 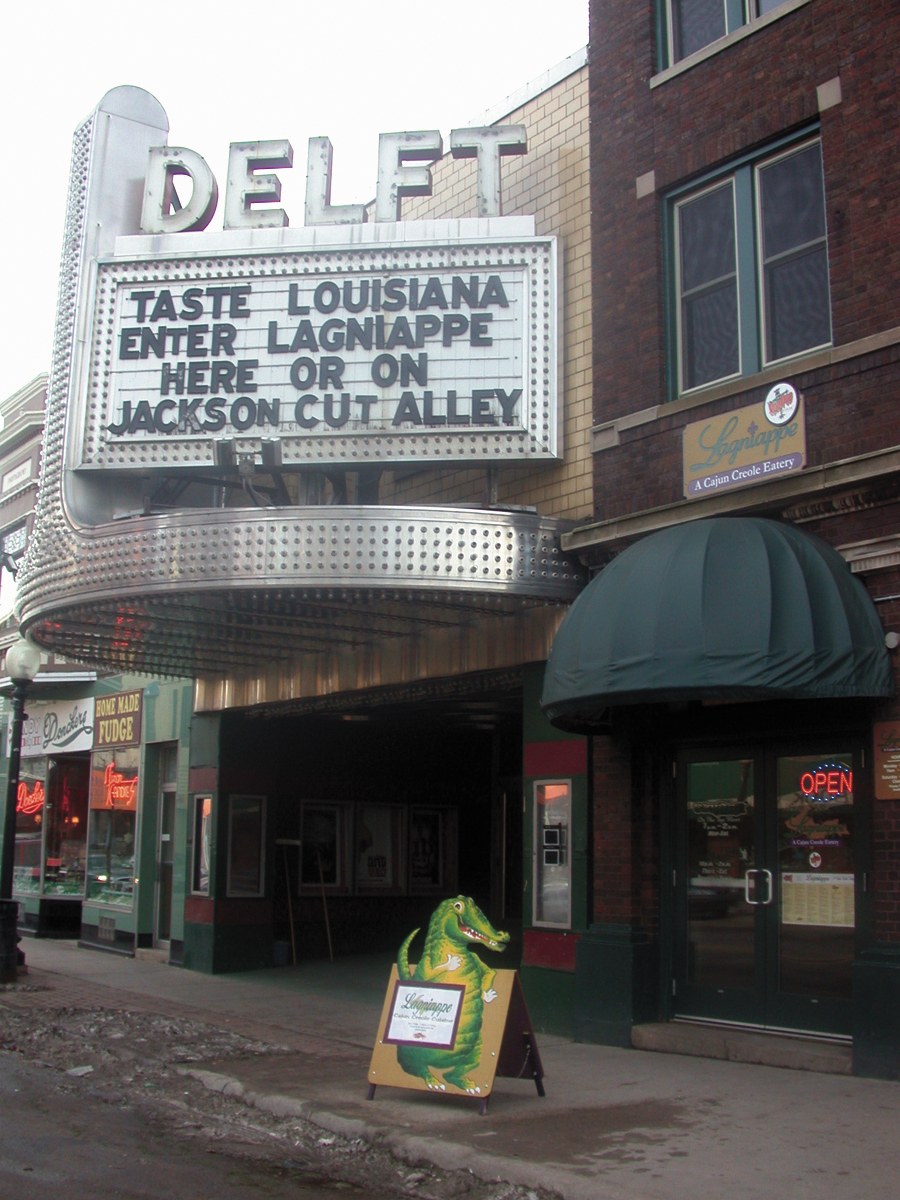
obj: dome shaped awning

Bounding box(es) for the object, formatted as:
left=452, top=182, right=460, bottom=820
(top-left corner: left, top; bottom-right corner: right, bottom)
left=542, top=517, right=894, bottom=733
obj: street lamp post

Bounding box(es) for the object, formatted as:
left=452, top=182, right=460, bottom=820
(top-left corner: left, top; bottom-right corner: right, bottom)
left=1, top=637, right=41, bottom=982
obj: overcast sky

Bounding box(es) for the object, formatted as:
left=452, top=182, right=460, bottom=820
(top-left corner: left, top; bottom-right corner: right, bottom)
left=1, top=1, right=587, bottom=401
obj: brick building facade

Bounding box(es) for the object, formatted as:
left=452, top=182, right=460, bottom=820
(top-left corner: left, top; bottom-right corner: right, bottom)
left=542, top=0, right=899, bottom=1077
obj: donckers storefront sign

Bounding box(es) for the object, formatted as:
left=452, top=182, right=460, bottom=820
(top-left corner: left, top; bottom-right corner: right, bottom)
left=683, top=383, right=806, bottom=499
left=19, top=698, right=95, bottom=757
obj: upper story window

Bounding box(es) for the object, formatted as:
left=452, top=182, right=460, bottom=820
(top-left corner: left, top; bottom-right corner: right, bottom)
left=667, top=0, right=786, bottom=64
left=671, top=137, right=831, bottom=394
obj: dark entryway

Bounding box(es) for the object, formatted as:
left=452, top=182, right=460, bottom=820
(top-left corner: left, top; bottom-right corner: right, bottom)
left=219, top=679, right=523, bottom=963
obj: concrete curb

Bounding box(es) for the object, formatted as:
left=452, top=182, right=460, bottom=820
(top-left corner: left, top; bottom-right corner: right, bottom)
left=184, top=1065, right=580, bottom=1200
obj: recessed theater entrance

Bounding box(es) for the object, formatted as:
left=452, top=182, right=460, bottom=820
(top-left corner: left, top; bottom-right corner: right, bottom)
left=219, top=679, right=523, bottom=964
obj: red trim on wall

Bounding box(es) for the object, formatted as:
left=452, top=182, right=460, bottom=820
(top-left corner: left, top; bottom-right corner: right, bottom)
left=216, top=900, right=274, bottom=926
left=184, top=896, right=214, bottom=924
left=524, top=739, right=587, bottom=777
left=184, top=898, right=274, bottom=926
left=189, top=767, right=218, bottom=791
left=522, top=927, right=580, bottom=972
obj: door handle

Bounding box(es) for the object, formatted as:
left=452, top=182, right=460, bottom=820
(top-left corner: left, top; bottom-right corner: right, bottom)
left=744, top=868, right=774, bottom=905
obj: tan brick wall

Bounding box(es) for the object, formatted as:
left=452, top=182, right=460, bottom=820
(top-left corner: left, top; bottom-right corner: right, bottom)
left=381, top=67, right=591, bottom=522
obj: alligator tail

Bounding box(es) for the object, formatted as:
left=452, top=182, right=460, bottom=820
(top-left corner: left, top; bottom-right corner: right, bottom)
left=398, top=927, right=420, bottom=978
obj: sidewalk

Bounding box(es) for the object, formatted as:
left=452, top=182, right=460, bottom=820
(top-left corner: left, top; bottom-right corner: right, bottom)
left=7, top=939, right=899, bottom=1200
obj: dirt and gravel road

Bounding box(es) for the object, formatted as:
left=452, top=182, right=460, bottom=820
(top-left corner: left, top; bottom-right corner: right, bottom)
left=0, top=982, right=552, bottom=1200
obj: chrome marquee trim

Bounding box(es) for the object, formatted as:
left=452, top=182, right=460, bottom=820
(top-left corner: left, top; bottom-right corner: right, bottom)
left=17, top=505, right=584, bottom=677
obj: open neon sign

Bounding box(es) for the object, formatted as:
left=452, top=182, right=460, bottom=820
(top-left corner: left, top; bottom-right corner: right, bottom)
left=799, top=763, right=853, bottom=802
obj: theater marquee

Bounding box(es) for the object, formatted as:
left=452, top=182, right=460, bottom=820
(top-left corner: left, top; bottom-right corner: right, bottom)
left=51, top=92, right=561, bottom=473
left=80, top=228, right=557, bottom=470
left=12, top=87, right=583, bottom=678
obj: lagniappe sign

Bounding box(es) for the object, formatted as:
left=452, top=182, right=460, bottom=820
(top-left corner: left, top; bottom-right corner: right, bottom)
left=682, top=384, right=806, bottom=499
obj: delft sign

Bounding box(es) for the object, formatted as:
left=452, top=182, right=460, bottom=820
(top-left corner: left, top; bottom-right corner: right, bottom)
left=75, top=106, right=560, bottom=474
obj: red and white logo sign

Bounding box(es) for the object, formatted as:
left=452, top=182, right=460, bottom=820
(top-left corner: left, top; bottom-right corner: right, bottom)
left=764, top=382, right=799, bottom=426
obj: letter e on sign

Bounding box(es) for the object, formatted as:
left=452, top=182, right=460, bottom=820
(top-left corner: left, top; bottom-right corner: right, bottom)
left=224, top=141, right=293, bottom=230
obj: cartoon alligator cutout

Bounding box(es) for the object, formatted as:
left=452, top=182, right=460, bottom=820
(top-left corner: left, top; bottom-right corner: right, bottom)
left=396, top=895, right=510, bottom=1094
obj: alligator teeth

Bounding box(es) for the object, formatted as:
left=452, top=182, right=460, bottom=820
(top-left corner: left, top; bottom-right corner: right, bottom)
left=457, top=918, right=507, bottom=947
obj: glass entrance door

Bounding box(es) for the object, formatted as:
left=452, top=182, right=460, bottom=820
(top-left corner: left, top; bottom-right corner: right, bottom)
left=155, top=792, right=175, bottom=944
left=154, top=745, right=177, bottom=947
left=673, top=745, right=857, bottom=1036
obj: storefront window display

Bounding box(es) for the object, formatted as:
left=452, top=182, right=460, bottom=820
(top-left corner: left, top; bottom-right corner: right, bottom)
left=355, top=804, right=405, bottom=894
left=42, top=757, right=90, bottom=896
left=298, top=801, right=457, bottom=897
left=777, top=751, right=855, bottom=1000
left=13, top=763, right=47, bottom=895
left=409, top=807, right=456, bottom=895
left=300, top=803, right=348, bottom=893
left=86, top=748, right=139, bottom=906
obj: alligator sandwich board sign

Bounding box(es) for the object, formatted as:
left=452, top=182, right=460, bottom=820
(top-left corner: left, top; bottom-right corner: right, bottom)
left=367, top=896, right=544, bottom=1115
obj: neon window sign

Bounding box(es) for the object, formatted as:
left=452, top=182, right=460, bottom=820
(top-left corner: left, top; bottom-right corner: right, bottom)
left=798, top=762, right=853, bottom=803
left=103, top=761, right=138, bottom=808
left=16, top=779, right=45, bottom=815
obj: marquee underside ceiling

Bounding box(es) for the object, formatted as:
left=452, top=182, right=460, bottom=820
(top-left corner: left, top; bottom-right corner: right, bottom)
left=24, top=584, right=566, bottom=681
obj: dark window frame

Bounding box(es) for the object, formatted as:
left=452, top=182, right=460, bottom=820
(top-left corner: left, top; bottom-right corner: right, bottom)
left=667, top=132, right=830, bottom=397
left=662, top=1, right=790, bottom=68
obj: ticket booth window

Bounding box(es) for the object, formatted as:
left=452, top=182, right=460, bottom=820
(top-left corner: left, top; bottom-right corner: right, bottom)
left=533, top=780, right=572, bottom=928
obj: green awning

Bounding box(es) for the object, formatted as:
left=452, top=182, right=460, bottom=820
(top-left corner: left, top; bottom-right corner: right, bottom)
left=542, top=517, right=894, bottom=732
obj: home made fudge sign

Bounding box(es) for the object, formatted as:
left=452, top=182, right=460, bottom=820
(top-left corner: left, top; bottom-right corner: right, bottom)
left=89, top=240, right=557, bottom=469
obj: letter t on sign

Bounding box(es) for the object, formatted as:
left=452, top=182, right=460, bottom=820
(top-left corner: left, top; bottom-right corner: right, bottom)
left=450, top=126, right=527, bottom=218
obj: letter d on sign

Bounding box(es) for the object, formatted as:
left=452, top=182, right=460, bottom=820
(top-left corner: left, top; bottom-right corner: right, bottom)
left=141, top=146, right=219, bottom=233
